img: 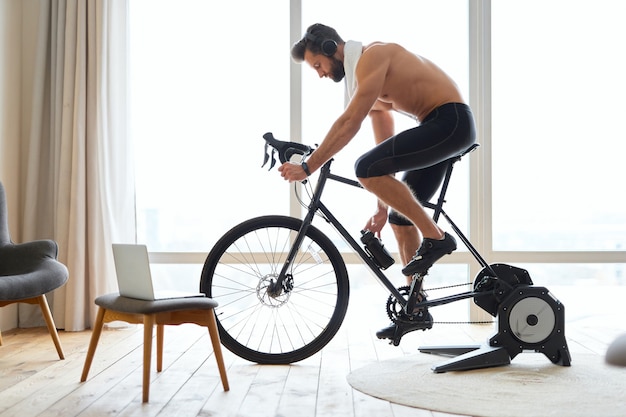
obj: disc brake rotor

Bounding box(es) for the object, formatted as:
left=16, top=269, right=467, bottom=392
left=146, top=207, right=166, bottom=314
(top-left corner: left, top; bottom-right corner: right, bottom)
left=256, top=274, right=291, bottom=307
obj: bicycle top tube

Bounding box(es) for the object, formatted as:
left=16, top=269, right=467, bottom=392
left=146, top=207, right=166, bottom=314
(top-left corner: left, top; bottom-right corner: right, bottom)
left=327, top=170, right=362, bottom=189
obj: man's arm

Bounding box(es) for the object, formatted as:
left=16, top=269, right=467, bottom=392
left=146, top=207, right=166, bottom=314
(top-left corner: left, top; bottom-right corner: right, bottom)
left=369, top=106, right=394, bottom=144
left=303, top=47, right=392, bottom=173
left=279, top=45, right=392, bottom=182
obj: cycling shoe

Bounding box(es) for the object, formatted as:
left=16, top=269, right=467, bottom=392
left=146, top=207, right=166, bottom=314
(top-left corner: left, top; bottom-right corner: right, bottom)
left=402, top=233, right=457, bottom=275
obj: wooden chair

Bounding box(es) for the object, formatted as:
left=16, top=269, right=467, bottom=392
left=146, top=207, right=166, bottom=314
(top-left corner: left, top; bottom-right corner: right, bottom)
left=80, top=293, right=230, bottom=402
left=0, top=181, right=68, bottom=359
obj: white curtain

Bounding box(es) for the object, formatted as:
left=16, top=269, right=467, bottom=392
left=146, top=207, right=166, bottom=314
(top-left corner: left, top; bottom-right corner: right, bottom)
left=19, top=0, right=135, bottom=331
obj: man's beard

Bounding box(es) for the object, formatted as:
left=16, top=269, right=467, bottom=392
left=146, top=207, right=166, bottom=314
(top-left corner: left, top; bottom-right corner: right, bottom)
left=329, top=57, right=345, bottom=82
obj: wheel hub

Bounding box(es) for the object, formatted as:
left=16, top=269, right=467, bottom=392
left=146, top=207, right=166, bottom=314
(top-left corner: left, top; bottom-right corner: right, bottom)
left=257, top=274, right=291, bottom=307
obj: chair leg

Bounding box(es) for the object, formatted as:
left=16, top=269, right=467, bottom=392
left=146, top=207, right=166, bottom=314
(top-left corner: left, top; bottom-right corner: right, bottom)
left=156, top=324, right=164, bottom=372
left=206, top=310, right=229, bottom=391
left=142, top=314, right=155, bottom=403
left=37, top=295, right=65, bottom=360
left=81, top=306, right=107, bottom=382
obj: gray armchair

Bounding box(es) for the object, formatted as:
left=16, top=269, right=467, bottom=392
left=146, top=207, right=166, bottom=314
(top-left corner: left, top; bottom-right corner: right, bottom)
left=0, top=181, right=68, bottom=359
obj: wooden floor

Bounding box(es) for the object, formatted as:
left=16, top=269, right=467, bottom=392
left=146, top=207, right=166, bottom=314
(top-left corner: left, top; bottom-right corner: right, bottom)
left=0, top=283, right=623, bottom=417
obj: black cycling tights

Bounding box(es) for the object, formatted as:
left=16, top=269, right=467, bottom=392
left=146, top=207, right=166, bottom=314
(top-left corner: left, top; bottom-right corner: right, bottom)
left=355, top=103, right=476, bottom=177
left=354, top=102, right=476, bottom=226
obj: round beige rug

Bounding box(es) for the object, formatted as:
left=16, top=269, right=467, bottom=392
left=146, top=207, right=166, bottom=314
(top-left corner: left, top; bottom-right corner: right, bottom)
left=347, top=352, right=626, bottom=417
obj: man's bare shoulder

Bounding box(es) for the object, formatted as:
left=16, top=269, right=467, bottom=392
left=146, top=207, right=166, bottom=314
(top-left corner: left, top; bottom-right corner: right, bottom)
left=362, top=42, right=405, bottom=56
left=360, top=42, right=417, bottom=67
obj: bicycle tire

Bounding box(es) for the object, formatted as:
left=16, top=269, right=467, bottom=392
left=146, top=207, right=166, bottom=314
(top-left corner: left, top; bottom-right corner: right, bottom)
left=200, top=215, right=350, bottom=364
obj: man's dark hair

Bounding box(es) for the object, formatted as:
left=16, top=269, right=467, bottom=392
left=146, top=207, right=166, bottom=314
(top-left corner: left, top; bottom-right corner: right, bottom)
left=291, top=23, right=344, bottom=62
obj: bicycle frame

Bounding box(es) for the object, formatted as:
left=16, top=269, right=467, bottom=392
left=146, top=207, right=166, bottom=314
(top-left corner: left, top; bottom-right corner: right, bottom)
left=273, top=153, right=494, bottom=312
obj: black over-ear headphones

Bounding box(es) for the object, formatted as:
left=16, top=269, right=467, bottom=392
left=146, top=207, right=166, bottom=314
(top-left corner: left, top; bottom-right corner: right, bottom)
left=304, top=32, right=338, bottom=57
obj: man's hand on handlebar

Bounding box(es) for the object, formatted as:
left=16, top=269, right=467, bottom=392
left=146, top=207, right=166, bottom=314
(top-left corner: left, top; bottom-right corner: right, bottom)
left=262, top=132, right=314, bottom=182
left=278, top=162, right=308, bottom=183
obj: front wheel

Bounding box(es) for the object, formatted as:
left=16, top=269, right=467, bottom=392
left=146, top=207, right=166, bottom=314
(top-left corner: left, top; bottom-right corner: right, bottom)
left=200, top=215, right=350, bottom=364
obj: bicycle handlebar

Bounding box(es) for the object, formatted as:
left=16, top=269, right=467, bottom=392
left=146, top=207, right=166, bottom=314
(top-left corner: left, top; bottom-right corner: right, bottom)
left=262, top=132, right=313, bottom=170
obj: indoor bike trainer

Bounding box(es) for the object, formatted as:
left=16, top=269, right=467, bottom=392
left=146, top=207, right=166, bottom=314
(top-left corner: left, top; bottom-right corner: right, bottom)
left=393, top=146, right=572, bottom=373
left=415, top=263, right=571, bottom=372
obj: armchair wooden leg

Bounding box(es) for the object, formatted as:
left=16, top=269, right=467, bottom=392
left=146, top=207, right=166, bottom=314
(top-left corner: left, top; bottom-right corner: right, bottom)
left=142, top=314, right=156, bottom=403
left=37, top=295, right=65, bottom=360
left=81, top=306, right=107, bottom=382
left=207, top=310, right=229, bottom=391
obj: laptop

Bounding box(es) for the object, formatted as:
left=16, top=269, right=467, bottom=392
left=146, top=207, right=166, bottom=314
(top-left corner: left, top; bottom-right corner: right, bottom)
left=112, top=243, right=205, bottom=301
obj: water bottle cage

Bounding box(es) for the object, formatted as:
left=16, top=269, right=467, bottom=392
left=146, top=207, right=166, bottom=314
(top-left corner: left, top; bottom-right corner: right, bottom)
left=361, top=230, right=395, bottom=270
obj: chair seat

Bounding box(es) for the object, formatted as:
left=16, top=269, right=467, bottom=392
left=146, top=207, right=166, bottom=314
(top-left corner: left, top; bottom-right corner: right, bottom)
left=0, top=261, right=68, bottom=301
left=95, top=293, right=217, bottom=314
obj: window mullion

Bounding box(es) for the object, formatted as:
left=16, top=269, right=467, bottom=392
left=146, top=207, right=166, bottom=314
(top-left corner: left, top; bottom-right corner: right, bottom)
left=469, top=0, right=492, bottom=321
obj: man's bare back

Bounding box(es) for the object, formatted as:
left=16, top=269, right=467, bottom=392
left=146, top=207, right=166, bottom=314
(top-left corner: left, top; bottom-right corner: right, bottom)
left=361, top=42, right=464, bottom=122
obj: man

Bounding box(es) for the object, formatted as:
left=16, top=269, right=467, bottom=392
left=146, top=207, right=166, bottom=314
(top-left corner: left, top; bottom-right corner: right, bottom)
left=279, top=23, right=476, bottom=338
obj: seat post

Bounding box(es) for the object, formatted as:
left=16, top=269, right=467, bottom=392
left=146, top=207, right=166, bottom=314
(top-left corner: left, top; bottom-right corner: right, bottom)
left=426, top=143, right=480, bottom=223
left=422, top=144, right=492, bottom=271
left=431, top=159, right=457, bottom=223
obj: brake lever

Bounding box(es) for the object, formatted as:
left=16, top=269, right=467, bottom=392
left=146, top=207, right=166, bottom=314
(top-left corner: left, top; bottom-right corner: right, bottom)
left=269, top=150, right=276, bottom=170
left=262, top=143, right=269, bottom=167
left=261, top=143, right=278, bottom=171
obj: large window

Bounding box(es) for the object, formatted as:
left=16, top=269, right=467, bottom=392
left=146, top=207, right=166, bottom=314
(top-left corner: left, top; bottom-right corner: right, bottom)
left=130, top=0, right=290, bottom=252
left=491, top=0, right=626, bottom=252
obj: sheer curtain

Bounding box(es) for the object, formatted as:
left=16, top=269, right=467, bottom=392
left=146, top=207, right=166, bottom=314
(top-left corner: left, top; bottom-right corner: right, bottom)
left=19, top=0, right=134, bottom=331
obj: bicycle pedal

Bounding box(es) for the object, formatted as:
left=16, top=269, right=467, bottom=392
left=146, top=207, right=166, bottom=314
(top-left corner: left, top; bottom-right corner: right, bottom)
left=400, top=318, right=433, bottom=329
left=382, top=313, right=434, bottom=346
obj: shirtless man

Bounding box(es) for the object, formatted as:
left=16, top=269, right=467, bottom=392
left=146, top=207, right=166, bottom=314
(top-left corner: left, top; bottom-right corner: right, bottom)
left=279, top=23, right=476, bottom=338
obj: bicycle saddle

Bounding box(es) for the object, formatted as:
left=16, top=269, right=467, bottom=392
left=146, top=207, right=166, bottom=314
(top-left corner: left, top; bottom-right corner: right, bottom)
left=262, top=132, right=313, bottom=170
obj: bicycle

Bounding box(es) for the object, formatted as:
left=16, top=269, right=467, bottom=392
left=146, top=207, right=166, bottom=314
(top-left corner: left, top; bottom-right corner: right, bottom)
left=200, top=132, right=571, bottom=371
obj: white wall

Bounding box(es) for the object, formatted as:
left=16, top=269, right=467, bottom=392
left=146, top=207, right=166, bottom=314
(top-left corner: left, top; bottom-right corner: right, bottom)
left=0, top=0, right=22, bottom=332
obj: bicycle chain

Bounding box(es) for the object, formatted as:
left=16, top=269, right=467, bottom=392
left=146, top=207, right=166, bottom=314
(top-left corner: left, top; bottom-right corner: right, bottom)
left=423, top=281, right=473, bottom=292
left=422, top=281, right=495, bottom=325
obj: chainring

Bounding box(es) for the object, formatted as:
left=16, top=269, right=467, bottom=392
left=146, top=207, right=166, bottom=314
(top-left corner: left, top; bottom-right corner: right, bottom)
left=386, top=286, right=410, bottom=322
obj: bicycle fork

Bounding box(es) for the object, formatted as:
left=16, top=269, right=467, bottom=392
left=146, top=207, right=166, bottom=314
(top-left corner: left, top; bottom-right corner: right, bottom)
left=268, top=171, right=330, bottom=298
left=268, top=209, right=317, bottom=297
